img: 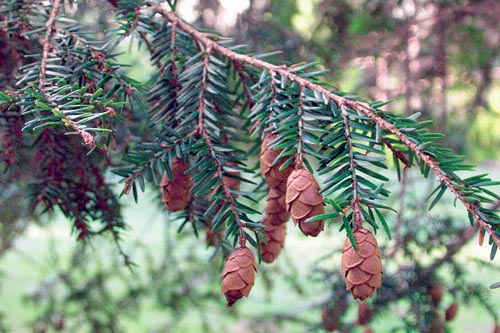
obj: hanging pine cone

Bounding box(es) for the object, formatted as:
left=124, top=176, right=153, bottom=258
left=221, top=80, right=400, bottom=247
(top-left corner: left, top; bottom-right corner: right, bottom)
left=357, top=302, right=373, bottom=325
left=321, top=306, right=340, bottom=332
left=260, top=133, right=294, bottom=189
left=265, top=187, right=290, bottom=225
left=445, top=303, right=458, bottom=321
left=160, top=158, right=193, bottom=211
left=430, top=283, right=444, bottom=304
left=260, top=133, right=294, bottom=226
left=429, top=310, right=445, bottom=333
left=285, top=168, right=325, bottom=237
left=260, top=215, right=287, bottom=263
left=221, top=246, right=257, bottom=306
left=341, top=228, right=383, bottom=301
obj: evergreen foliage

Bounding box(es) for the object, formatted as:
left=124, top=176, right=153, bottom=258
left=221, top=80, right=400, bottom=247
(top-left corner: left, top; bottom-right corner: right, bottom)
left=0, top=0, right=499, bottom=320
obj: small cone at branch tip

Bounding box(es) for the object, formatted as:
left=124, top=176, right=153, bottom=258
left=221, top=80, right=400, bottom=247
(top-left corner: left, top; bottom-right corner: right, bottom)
left=357, top=302, right=373, bottom=325
left=221, top=246, right=257, bottom=307
left=479, top=228, right=485, bottom=246
left=260, top=133, right=295, bottom=188
left=285, top=168, right=325, bottom=237
left=341, top=228, right=383, bottom=301
left=321, top=306, right=340, bottom=332
left=260, top=215, right=287, bottom=263
left=430, top=283, right=444, bottom=304
left=445, top=303, right=458, bottom=322
left=160, top=158, right=193, bottom=212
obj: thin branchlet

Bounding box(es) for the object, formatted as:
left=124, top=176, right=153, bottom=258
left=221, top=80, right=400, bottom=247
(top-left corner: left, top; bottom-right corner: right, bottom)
left=340, top=103, right=363, bottom=229
left=196, top=47, right=247, bottom=245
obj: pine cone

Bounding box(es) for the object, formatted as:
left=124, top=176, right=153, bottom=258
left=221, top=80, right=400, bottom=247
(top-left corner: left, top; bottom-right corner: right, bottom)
left=357, top=302, right=373, bottom=325
left=221, top=246, right=257, bottom=306
left=430, top=310, right=445, bottom=333
left=285, top=168, right=325, bottom=237
left=341, top=228, right=382, bottom=301
left=321, top=306, right=340, bottom=332
left=260, top=215, right=287, bottom=263
left=265, top=187, right=290, bottom=225
left=445, top=303, right=458, bottom=321
left=430, top=283, right=444, bottom=304
left=260, top=133, right=294, bottom=189
left=160, top=158, right=192, bottom=211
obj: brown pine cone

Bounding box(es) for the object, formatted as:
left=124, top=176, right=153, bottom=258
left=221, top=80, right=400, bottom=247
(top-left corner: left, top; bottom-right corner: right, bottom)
left=341, top=228, right=382, bottom=301
left=265, top=188, right=290, bottom=225
left=321, top=306, right=340, bottom=332
left=260, top=215, right=287, bottom=263
left=445, top=303, right=458, bottom=321
left=430, top=310, right=445, bottom=333
left=260, top=133, right=294, bottom=189
left=221, top=246, right=257, bottom=306
left=430, top=283, right=444, bottom=304
left=357, top=302, right=373, bottom=325
left=160, top=158, right=193, bottom=211
left=285, top=168, right=325, bottom=237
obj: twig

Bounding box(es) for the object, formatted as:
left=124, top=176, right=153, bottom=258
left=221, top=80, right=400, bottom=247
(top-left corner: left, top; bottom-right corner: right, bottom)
left=39, top=0, right=61, bottom=89
left=339, top=103, right=363, bottom=229
left=154, top=8, right=500, bottom=249
left=382, top=138, right=411, bottom=168
left=296, top=84, right=305, bottom=168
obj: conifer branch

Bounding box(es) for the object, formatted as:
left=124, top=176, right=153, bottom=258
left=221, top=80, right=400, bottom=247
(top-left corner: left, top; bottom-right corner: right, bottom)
left=354, top=102, right=500, bottom=247
left=155, top=7, right=500, bottom=249
left=196, top=48, right=247, bottom=245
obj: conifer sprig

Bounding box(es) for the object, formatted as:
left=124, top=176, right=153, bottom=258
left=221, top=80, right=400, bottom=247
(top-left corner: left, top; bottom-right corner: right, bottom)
left=153, top=6, right=500, bottom=252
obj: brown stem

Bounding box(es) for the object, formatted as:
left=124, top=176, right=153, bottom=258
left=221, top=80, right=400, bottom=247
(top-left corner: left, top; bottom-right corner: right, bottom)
left=39, top=0, right=61, bottom=89
left=295, top=84, right=305, bottom=168
left=382, top=138, right=411, bottom=169
left=340, top=103, right=363, bottom=229
left=154, top=8, right=500, bottom=249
